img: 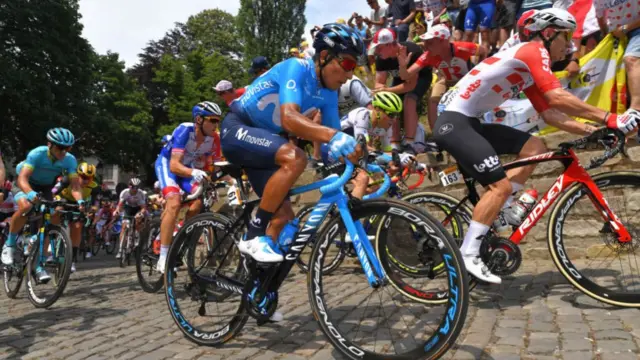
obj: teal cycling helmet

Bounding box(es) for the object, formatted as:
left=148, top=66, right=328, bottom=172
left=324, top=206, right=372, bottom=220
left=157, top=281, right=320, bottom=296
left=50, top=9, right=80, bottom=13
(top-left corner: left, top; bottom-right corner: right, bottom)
left=47, top=128, right=75, bottom=147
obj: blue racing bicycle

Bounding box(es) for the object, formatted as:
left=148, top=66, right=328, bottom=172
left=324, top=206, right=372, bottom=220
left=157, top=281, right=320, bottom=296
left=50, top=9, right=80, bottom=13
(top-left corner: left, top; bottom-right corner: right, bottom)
left=164, top=154, right=469, bottom=359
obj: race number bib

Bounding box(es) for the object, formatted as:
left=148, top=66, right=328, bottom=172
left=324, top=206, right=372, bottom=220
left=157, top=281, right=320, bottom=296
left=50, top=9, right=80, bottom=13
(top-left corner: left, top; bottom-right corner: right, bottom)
left=439, top=165, right=462, bottom=187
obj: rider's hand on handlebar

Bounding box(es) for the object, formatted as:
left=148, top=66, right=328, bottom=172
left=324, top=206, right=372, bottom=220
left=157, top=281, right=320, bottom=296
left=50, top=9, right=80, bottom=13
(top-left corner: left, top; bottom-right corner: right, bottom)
left=191, top=169, right=208, bottom=183
left=606, top=109, right=640, bottom=135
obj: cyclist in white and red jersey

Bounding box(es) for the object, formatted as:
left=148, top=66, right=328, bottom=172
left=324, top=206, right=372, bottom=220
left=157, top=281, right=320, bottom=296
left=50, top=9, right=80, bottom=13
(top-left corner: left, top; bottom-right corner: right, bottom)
left=434, top=8, right=640, bottom=284
left=398, top=24, right=487, bottom=129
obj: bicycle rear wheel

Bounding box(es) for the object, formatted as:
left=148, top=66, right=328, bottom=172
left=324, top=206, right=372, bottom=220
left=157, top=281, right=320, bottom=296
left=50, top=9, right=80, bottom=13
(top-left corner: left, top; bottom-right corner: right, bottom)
left=308, top=199, right=468, bottom=360
left=548, top=171, right=640, bottom=307
left=26, top=225, right=73, bottom=308
left=165, top=212, right=248, bottom=346
left=136, top=217, right=163, bottom=293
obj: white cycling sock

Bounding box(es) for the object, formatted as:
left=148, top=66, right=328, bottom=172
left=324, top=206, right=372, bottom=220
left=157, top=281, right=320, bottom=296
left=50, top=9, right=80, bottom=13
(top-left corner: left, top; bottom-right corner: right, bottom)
left=460, top=221, right=490, bottom=257
left=504, top=181, right=524, bottom=209
left=159, top=245, right=169, bottom=262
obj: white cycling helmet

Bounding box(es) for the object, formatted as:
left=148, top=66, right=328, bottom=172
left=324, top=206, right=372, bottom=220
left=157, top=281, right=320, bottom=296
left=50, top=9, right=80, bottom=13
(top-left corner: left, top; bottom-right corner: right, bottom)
left=525, top=8, right=576, bottom=34
left=129, top=178, right=142, bottom=187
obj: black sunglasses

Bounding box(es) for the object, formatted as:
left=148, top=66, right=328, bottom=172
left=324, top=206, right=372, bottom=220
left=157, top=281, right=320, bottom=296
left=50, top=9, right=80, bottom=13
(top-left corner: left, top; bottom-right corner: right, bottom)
left=54, top=144, right=71, bottom=152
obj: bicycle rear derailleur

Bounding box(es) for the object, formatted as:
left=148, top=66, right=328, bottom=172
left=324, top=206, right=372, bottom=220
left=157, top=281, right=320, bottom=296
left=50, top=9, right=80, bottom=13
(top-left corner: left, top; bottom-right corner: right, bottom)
left=480, top=236, right=522, bottom=276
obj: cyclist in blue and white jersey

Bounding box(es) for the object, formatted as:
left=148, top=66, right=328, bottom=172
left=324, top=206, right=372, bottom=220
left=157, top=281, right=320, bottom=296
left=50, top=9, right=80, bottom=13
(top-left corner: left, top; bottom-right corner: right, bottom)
left=221, top=23, right=366, bottom=264
left=154, top=101, right=223, bottom=273
left=1, top=128, right=83, bottom=283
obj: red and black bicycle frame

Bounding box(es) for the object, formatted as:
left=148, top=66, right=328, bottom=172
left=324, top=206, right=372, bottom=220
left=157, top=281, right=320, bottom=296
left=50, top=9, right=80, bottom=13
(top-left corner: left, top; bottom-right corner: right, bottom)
left=450, top=147, right=632, bottom=244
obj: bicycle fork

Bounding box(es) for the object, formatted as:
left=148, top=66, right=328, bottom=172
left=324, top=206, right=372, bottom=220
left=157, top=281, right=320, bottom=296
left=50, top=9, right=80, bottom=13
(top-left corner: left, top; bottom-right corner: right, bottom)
left=335, top=197, right=387, bottom=287
left=583, top=179, right=632, bottom=242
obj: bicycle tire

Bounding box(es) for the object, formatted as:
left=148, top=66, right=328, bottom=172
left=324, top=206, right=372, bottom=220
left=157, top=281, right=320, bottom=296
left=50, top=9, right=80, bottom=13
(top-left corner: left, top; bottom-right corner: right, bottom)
left=26, top=225, right=73, bottom=308
left=165, top=212, right=248, bottom=346
left=91, top=236, right=101, bottom=256
left=308, top=198, right=469, bottom=360
left=106, top=235, right=116, bottom=254
left=294, top=203, right=347, bottom=274
left=3, top=246, right=26, bottom=298
left=548, top=171, right=640, bottom=307
left=119, top=224, right=130, bottom=268
left=136, top=217, right=163, bottom=293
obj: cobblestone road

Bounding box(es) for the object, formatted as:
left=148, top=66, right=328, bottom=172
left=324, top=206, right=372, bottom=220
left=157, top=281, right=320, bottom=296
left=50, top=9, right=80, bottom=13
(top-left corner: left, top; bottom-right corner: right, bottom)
left=1, top=254, right=639, bottom=360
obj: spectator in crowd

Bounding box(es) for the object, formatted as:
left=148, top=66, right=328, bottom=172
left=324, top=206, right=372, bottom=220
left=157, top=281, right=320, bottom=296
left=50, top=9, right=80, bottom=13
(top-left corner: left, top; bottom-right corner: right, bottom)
left=558, top=0, right=600, bottom=53
left=370, top=28, right=432, bottom=150
left=249, top=56, right=270, bottom=78
left=495, top=0, right=518, bottom=48
left=424, top=0, right=448, bottom=24
left=300, top=40, right=315, bottom=59
left=596, top=0, right=640, bottom=111
left=289, top=48, right=301, bottom=58
left=464, top=0, right=496, bottom=52
left=453, top=1, right=468, bottom=40
left=365, top=0, right=388, bottom=34
left=215, top=80, right=246, bottom=106
left=401, top=24, right=487, bottom=129
left=388, top=0, right=417, bottom=41
left=349, top=12, right=371, bottom=42
left=517, top=0, right=552, bottom=19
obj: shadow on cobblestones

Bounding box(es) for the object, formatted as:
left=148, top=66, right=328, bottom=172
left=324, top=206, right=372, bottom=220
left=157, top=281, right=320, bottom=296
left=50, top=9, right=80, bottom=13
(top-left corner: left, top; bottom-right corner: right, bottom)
left=452, top=344, right=495, bottom=359
left=0, top=306, right=126, bottom=359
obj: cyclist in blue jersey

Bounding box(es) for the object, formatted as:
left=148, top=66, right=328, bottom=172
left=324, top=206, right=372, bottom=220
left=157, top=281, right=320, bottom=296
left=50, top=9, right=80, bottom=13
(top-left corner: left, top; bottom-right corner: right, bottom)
left=221, top=23, right=366, bottom=264
left=154, top=101, right=223, bottom=273
left=1, top=128, right=84, bottom=282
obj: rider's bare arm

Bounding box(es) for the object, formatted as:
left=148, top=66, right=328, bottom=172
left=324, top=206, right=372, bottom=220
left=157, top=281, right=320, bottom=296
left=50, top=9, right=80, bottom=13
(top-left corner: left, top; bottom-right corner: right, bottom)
left=544, top=88, right=608, bottom=124
left=169, top=152, right=194, bottom=178
left=375, top=71, right=388, bottom=89
left=399, top=62, right=422, bottom=81
left=539, top=108, right=597, bottom=136
left=280, top=103, right=336, bottom=143
left=69, top=175, right=84, bottom=203
left=17, top=167, right=34, bottom=196
left=384, top=74, right=418, bottom=94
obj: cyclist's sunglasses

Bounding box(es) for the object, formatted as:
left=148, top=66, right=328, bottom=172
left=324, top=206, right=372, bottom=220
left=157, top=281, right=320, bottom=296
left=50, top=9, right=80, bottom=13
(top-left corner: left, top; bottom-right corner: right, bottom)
left=54, top=144, right=71, bottom=152
left=335, top=55, right=358, bottom=72
left=384, top=110, right=400, bottom=119
left=203, top=115, right=222, bottom=123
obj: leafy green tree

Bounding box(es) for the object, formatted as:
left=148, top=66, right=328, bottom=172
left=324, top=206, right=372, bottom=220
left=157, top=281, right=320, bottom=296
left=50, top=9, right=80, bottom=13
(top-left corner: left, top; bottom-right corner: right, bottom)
left=237, top=0, right=307, bottom=65
left=0, top=0, right=94, bottom=158
left=85, top=52, right=153, bottom=171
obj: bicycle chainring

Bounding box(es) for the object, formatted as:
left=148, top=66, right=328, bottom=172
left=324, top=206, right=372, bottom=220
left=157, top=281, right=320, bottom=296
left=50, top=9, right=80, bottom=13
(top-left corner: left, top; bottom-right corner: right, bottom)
left=480, top=236, right=522, bottom=276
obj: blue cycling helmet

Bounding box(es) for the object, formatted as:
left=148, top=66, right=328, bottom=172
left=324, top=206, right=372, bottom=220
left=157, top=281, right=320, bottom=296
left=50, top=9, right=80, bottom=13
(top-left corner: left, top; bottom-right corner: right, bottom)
left=192, top=101, right=222, bottom=119
left=313, top=23, right=367, bottom=65
left=161, top=135, right=172, bottom=144
left=46, top=128, right=75, bottom=147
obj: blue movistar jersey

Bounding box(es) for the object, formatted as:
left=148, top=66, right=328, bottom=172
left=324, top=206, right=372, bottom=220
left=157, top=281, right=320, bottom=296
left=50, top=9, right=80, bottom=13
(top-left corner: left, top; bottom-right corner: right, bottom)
left=16, top=146, right=78, bottom=186
left=230, top=57, right=341, bottom=133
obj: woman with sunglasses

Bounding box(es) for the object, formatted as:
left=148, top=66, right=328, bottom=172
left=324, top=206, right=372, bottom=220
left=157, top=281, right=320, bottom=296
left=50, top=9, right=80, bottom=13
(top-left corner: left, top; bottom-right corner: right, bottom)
left=220, top=23, right=365, bottom=273
left=1, top=128, right=83, bottom=283
left=53, top=162, right=98, bottom=272
left=154, top=101, right=223, bottom=274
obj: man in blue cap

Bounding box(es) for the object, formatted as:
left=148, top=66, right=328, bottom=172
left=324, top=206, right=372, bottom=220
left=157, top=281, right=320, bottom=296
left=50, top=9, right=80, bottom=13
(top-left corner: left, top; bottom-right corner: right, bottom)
left=249, top=56, right=270, bottom=78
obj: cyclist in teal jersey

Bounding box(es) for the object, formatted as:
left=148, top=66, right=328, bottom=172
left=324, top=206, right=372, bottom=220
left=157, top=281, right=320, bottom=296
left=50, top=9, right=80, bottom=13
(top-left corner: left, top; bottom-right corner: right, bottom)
left=1, top=128, right=85, bottom=282
left=221, top=23, right=366, bottom=264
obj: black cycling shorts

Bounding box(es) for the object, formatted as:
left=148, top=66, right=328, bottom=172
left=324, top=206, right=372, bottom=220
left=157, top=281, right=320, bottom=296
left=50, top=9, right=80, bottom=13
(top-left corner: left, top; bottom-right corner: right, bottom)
left=123, top=205, right=141, bottom=218
left=432, top=111, right=532, bottom=186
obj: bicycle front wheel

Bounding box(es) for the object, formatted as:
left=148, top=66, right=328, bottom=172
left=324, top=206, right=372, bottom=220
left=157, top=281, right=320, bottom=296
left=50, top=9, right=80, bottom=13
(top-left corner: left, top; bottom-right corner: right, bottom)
left=308, top=198, right=468, bottom=360
left=549, top=171, right=640, bottom=307
left=26, top=225, right=73, bottom=308
left=165, top=212, right=248, bottom=346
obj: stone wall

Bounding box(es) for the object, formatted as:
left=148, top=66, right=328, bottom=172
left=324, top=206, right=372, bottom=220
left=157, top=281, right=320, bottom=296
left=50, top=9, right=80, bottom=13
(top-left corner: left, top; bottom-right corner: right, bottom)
left=291, top=131, right=640, bottom=260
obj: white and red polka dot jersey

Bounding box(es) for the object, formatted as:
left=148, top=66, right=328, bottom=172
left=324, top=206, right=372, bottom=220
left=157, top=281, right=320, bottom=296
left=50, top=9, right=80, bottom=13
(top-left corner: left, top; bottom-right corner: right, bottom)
left=442, top=42, right=561, bottom=118
left=594, top=0, right=640, bottom=29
